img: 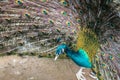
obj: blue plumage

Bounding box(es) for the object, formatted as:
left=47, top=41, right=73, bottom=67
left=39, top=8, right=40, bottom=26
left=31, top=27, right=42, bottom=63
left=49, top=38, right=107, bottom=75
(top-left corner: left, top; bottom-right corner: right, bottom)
left=55, top=44, right=92, bottom=68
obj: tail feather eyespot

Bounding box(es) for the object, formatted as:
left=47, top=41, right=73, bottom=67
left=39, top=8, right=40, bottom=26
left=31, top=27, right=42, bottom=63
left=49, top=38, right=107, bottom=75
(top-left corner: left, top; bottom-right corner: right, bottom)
left=42, top=9, right=48, bottom=15
left=15, top=0, right=23, bottom=5
left=60, top=0, right=68, bottom=6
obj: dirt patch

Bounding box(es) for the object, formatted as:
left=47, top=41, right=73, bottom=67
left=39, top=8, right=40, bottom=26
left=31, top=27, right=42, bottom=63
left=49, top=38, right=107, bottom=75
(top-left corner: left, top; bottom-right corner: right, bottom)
left=0, top=55, right=95, bottom=80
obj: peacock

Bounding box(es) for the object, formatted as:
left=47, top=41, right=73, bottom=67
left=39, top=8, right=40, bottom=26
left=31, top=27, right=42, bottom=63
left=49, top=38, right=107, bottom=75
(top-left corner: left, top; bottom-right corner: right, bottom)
left=0, top=0, right=120, bottom=80
left=55, top=0, right=120, bottom=80
left=55, top=44, right=94, bottom=80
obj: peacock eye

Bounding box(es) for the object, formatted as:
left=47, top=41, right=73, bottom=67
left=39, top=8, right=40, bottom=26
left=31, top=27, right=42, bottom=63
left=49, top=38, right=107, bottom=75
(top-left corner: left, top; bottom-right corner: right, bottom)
left=79, top=10, right=83, bottom=15
left=66, top=21, right=71, bottom=26
left=102, top=63, right=106, bottom=68
left=49, top=20, right=54, bottom=24
left=109, top=55, right=114, bottom=60
left=25, top=13, right=30, bottom=18
left=42, top=9, right=48, bottom=15
left=77, top=19, right=81, bottom=23
left=101, top=52, right=105, bottom=56
left=61, top=11, right=67, bottom=16
left=60, top=0, right=68, bottom=6
left=16, top=0, right=23, bottom=5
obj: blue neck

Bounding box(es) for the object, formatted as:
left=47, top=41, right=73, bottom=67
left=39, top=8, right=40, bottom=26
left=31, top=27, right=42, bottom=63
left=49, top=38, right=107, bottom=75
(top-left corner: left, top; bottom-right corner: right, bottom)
left=65, top=46, right=76, bottom=57
left=64, top=45, right=92, bottom=68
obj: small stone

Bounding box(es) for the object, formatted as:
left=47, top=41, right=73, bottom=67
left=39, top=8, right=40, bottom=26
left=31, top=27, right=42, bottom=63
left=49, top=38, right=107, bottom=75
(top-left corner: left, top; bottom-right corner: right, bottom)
left=14, top=71, right=21, bottom=75
left=29, top=77, right=34, bottom=80
left=19, top=58, right=28, bottom=64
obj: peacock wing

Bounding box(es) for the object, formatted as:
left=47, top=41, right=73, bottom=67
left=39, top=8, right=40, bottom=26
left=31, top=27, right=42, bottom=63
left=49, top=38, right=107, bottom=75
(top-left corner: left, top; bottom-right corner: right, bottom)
left=77, top=48, right=89, bottom=60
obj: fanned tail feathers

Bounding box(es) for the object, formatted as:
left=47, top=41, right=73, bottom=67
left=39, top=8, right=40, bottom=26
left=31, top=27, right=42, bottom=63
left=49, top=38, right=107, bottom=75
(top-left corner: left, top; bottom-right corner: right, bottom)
left=67, top=0, right=120, bottom=80
left=0, top=0, right=79, bottom=56
left=0, top=0, right=120, bottom=80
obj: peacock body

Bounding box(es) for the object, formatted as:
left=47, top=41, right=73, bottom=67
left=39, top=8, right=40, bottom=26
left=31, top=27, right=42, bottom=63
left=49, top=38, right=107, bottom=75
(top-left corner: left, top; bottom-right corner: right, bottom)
left=0, top=0, right=120, bottom=80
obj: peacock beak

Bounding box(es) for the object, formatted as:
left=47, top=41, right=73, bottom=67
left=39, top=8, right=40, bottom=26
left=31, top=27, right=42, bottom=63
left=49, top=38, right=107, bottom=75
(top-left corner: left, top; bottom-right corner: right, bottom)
left=54, top=55, right=59, bottom=61
left=62, top=48, right=64, bottom=53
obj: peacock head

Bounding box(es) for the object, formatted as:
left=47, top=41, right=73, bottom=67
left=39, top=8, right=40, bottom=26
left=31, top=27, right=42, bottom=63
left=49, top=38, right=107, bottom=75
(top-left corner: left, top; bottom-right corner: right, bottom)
left=54, top=44, right=67, bottom=60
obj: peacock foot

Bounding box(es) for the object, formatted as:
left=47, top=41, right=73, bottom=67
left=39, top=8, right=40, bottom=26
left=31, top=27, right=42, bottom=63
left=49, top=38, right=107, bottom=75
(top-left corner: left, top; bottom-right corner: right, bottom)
left=76, top=68, right=86, bottom=80
left=89, top=72, right=98, bottom=80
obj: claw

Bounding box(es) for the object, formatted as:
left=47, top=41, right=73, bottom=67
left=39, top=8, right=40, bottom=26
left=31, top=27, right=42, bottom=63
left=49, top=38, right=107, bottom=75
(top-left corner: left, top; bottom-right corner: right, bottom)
left=54, top=55, right=59, bottom=61
left=76, top=68, right=86, bottom=80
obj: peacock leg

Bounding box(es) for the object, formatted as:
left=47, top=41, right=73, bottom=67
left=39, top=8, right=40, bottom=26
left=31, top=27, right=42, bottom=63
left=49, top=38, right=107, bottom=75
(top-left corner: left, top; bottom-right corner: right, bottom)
left=76, top=67, right=86, bottom=80
left=89, top=72, right=98, bottom=80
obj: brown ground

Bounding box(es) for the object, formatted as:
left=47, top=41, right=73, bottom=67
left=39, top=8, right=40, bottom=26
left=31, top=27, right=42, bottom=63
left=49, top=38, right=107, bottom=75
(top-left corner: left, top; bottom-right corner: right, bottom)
left=0, top=55, right=95, bottom=80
